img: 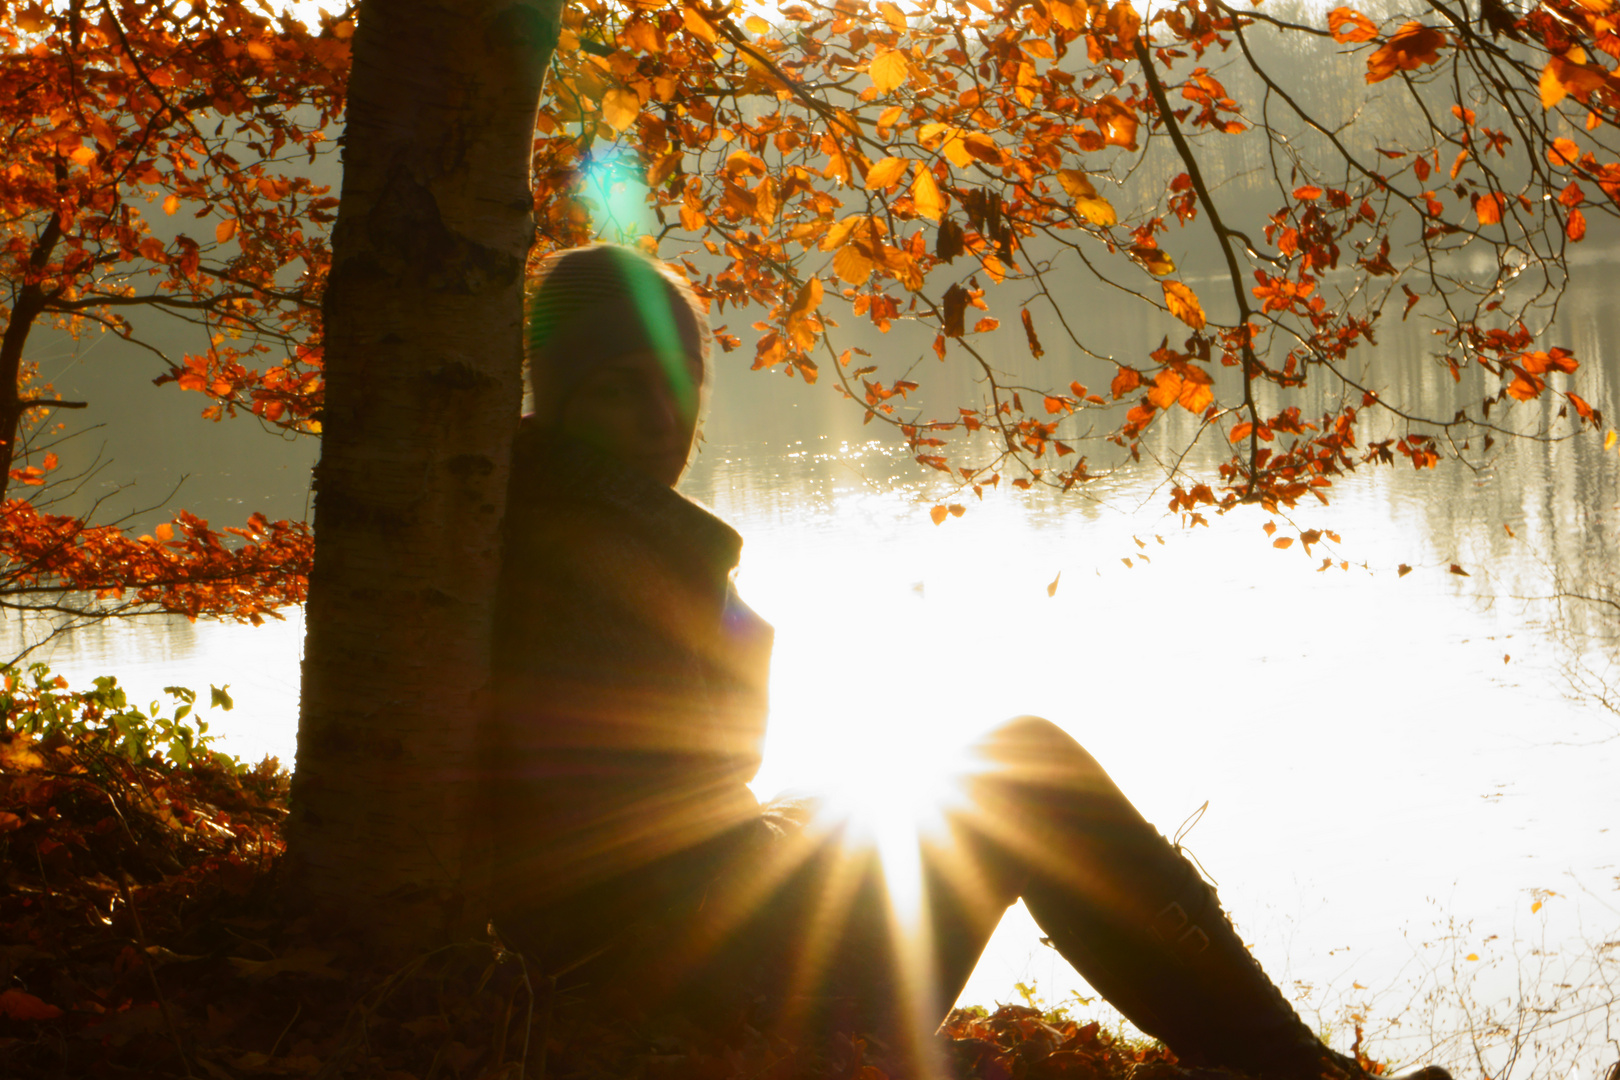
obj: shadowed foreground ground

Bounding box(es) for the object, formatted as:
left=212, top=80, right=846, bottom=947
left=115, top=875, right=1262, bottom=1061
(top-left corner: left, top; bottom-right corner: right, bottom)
left=0, top=718, right=1343, bottom=1080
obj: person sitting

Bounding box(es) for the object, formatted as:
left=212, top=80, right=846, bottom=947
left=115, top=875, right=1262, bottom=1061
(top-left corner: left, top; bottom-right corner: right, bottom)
left=485, top=243, right=1450, bottom=1080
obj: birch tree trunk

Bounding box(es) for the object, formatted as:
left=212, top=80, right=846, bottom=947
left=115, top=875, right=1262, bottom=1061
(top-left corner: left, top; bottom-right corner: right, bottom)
left=285, top=0, right=561, bottom=953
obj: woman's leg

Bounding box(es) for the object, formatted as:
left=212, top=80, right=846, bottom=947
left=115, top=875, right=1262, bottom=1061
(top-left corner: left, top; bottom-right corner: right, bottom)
left=947, top=717, right=1448, bottom=1080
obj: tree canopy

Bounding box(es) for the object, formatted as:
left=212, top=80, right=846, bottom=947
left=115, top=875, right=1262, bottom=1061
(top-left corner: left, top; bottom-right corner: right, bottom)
left=533, top=0, right=1615, bottom=548
left=0, top=0, right=345, bottom=634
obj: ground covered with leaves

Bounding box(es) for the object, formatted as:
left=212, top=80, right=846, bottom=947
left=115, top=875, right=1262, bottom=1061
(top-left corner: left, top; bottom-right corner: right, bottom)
left=0, top=668, right=1204, bottom=1080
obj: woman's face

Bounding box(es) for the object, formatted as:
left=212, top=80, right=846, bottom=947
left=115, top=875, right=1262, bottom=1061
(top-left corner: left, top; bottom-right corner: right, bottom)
left=559, top=349, right=704, bottom=487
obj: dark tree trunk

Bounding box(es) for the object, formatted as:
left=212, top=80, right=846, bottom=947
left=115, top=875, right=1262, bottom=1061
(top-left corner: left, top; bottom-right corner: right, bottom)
left=285, top=0, right=561, bottom=954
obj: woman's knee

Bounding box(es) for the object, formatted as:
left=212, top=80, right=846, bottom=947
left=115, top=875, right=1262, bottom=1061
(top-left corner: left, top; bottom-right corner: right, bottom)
left=978, top=715, right=1106, bottom=772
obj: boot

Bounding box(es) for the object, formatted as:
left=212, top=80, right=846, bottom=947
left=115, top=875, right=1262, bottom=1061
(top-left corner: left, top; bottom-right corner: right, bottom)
left=1022, top=836, right=1452, bottom=1080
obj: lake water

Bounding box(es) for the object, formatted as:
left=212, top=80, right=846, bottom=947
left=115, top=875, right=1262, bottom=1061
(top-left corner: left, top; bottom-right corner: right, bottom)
left=10, top=259, right=1620, bottom=1080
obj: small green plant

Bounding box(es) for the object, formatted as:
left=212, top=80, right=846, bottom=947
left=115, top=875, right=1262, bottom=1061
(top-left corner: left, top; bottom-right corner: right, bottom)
left=1013, top=979, right=1097, bottom=1024
left=1, top=661, right=242, bottom=772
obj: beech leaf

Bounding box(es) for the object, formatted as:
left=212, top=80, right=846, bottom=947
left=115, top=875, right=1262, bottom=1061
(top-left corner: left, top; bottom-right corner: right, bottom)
left=1162, top=281, right=1206, bottom=330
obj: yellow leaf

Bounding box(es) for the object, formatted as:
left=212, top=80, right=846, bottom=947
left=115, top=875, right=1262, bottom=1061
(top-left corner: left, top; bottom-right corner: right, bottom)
left=931, top=504, right=948, bottom=525
left=1046, top=571, right=1061, bottom=597
left=1605, top=429, right=1617, bottom=451
left=870, top=49, right=910, bottom=94
left=215, top=218, right=238, bottom=243
left=878, top=0, right=908, bottom=32
left=940, top=131, right=974, bottom=168
left=833, top=244, right=875, bottom=285
left=911, top=164, right=944, bottom=221
left=1163, top=280, right=1206, bottom=329
left=1531, top=901, right=1542, bottom=913
left=745, top=14, right=770, bottom=35
left=163, top=194, right=180, bottom=216
left=1056, top=168, right=1097, bottom=199
left=1466, top=953, right=1479, bottom=961
left=1075, top=195, right=1116, bottom=227
left=682, top=6, right=718, bottom=44
left=601, top=88, right=640, bottom=133
left=864, top=155, right=909, bottom=190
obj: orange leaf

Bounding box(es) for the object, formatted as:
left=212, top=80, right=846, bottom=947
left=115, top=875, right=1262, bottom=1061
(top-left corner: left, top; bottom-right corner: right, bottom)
left=1293, top=185, right=1324, bottom=200
left=1567, top=208, right=1587, bottom=241
left=1146, top=370, right=1183, bottom=410
left=163, top=194, right=180, bottom=216
left=1398, top=563, right=1412, bottom=576
left=1046, top=571, right=1061, bottom=597
left=215, top=218, right=238, bottom=243
left=601, top=88, right=640, bottom=133
left=1365, top=22, right=1446, bottom=84
left=1449, top=563, right=1470, bottom=576
left=1178, top=377, right=1213, bottom=414
left=1163, top=280, right=1206, bottom=329
left=1328, top=7, right=1379, bottom=42
left=930, top=504, right=948, bottom=525
left=1111, top=367, right=1142, bottom=398
left=1548, top=138, right=1580, bottom=167
left=1273, top=536, right=1295, bottom=549
left=1473, top=192, right=1505, bottom=225
left=0, top=989, right=63, bottom=1021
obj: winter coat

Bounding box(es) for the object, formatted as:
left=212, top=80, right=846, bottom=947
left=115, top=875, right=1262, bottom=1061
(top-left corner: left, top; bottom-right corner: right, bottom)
left=486, top=422, right=774, bottom=969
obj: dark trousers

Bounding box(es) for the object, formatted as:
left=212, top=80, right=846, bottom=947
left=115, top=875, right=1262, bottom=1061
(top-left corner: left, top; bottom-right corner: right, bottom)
left=521, top=716, right=1176, bottom=1065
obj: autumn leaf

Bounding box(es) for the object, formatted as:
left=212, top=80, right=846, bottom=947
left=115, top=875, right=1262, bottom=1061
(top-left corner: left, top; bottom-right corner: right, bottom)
left=1547, top=138, right=1580, bottom=167
left=1450, top=563, right=1470, bottom=576
left=1046, top=571, right=1061, bottom=597
left=1057, top=168, right=1117, bottom=225
left=1111, top=367, right=1142, bottom=398
left=1293, top=185, right=1324, bottom=200
left=786, top=276, right=823, bottom=323
left=163, top=193, right=180, bottom=215
left=682, top=5, right=718, bottom=44
left=911, top=164, right=944, bottom=221
left=1178, top=375, right=1213, bottom=414
left=1540, top=53, right=1610, bottom=110
left=1567, top=208, right=1587, bottom=241
left=1365, top=22, right=1446, bottom=84
left=1473, top=192, right=1505, bottom=225
left=1328, top=7, right=1379, bottom=43
left=1147, top=370, right=1182, bottom=409
left=1132, top=246, right=1175, bottom=276
left=0, top=989, right=62, bottom=1021
left=931, top=504, right=948, bottom=525
left=1398, top=563, right=1413, bottom=576
left=878, top=0, right=908, bottom=33
left=215, top=218, right=238, bottom=243
left=1022, top=309, right=1045, bottom=359
left=864, top=155, right=909, bottom=190
left=1163, top=281, right=1206, bottom=329
left=870, top=48, right=910, bottom=94
left=601, top=88, right=640, bottom=132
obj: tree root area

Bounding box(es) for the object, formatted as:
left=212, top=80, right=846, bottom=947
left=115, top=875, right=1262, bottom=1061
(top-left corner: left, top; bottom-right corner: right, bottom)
left=0, top=728, right=1210, bottom=1080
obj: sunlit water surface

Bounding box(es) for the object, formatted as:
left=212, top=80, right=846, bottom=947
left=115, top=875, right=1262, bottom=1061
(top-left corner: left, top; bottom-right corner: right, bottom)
left=12, top=271, right=1620, bottom=1079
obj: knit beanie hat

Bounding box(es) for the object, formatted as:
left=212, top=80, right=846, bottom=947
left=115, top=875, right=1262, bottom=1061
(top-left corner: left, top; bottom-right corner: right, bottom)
left=525, top=244, right=710, bottom=424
